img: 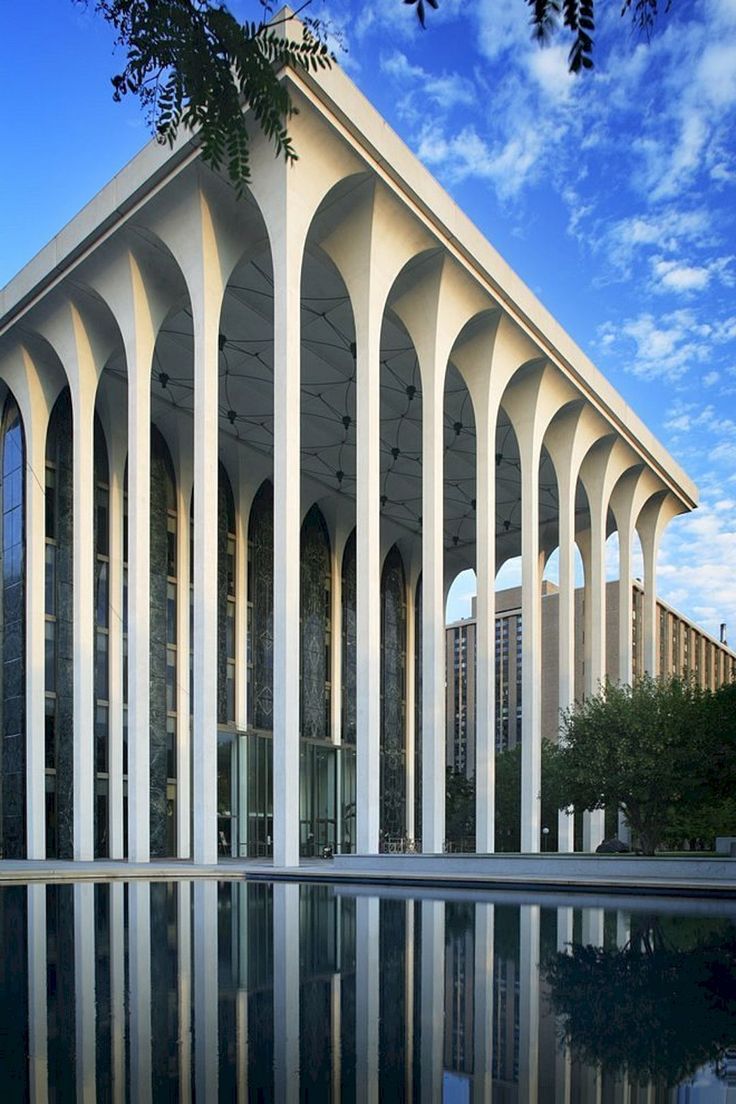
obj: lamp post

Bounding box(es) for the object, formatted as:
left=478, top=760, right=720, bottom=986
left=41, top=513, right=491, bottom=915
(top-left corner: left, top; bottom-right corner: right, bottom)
left=542, top=826, right=550, bottom=853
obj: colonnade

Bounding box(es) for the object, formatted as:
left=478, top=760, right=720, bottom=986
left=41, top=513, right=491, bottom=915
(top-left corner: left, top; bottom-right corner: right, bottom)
left=0, top=59, right=695, bottom=864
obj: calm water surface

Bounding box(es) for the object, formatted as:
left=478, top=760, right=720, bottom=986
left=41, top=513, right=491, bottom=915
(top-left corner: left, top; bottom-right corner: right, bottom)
left=0, top=880, right=734, bottom=1101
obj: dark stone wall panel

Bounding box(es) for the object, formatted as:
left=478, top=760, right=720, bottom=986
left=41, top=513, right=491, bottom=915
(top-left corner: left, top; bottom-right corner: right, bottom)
left=341, top=531, right=356, bottom=747
left=381, top=546, right=407, bottom=840
left=249, top=482, right=274, bottom=733
left=149, top=430, right=174, bottom=857
left=300, top=506, right=330, bottom=743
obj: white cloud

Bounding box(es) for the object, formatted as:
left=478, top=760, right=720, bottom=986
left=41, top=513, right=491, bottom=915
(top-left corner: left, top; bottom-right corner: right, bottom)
left=650, top=259, right=711, bottom=293
left=703, top=370, right=720, bottom=387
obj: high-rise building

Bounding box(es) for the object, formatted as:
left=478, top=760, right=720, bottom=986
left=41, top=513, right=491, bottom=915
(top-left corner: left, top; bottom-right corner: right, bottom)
left=446, top=584, right=736, bottom=774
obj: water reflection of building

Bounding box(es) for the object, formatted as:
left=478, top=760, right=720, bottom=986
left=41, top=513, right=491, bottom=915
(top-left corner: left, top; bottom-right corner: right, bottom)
left=2, top=880, right=729, bottom=1099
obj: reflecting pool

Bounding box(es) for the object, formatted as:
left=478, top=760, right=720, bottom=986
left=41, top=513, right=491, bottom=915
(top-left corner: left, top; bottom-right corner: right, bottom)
left=0, top=880, right=735, bottom=1101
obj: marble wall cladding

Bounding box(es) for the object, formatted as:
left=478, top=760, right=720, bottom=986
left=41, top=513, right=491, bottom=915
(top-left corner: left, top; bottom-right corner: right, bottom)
left=53, top=393, right=74, bottom=860
left=342, top=530, right=356, bottom=747
left=1, top=401, right=26, bottom=857
left=300, top=506, right=331, bottom=742
left=250, top=483, right=274, bottom=733
left=381, top=546, right=407, bottom=839
left=217, top=471, right=229, bottom=726
left=149, top=434, right=172, bottom=858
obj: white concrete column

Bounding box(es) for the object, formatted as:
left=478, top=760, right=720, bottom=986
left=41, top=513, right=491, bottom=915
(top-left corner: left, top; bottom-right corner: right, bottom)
left=557, top=474, right=576, bottom=853
left=194, top=880, right=219, bottom=1101
left=72, top=384, right=96, bottom=860
left=271, top=225, right=303, bottom=869
left=618, top=520, right=634, bottom=685
left=420, top=899, right=445, bottom=1102
left=405, top=578, right=416, bottom=843
left=127, top=360, right=151, bottom=862
left=519, top=904, right=540, bottom=1102
left=637, top=495, right=680, bottom=677
left=108, top=460, right=125, bottom=858
left=475, top=398, right=495, bottom=854
left=422, top=371, right=446, bottom=853
left=176, top=475, right=192, bottom=859
left=331, top=541, right=343, bottom=746
left=583, top=508, right=606, bottom=853
left=192, top=300, right=220, bottom=865
left=520, top=440, right=543, bottom=852
left=74, top=882, right=97, bottom=1103
left=25, top=408, right=47, bottom=858
left=473, top=903, right=494, bottom=1104
left=273, top=882, right=300, bottom=1103
left=27, top=883, right=48, bottom=1103
left=129, top=882, right=152, bottom=1103
left=331, top=543, right=343, bottom=852
left=355, top=896, right=379, bottom=1104
left=235, top=481, right=250, bottom=733
left=355, top=310, right=382, bottom=855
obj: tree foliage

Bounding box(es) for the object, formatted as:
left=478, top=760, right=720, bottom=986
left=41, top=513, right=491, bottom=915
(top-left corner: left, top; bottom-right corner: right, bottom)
left=544, top=918, right=736, bottom=1085
left=546, top=676, right=736, bottom=855
left=87, top=0, right=673, bottom=195
left=88, top=0, right=332, bottom=190
left=495, top=743, right=560, bottom=851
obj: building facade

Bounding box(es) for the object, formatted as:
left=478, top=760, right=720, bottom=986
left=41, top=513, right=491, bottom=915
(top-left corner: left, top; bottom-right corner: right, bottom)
left=446, top=585, right=736, bottom=774
left=0, top=14, right=698, bottom=863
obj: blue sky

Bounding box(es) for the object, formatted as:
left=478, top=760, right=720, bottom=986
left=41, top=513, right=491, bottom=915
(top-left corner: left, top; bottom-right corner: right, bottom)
left=1, top=0, right=735, bottom=641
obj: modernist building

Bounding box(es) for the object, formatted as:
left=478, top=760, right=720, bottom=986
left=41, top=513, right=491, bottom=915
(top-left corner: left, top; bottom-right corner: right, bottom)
left=0, top=12, right=698, bottom=864
left=446, top=585, right=736, bottom=775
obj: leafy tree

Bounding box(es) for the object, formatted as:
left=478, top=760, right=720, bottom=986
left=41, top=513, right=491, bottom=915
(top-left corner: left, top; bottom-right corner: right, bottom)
left=446, top=767, right=475, bottom=849
left=545, top=676, right=722, bottom=855
left=86, top=0, right=332, bottom=190
left=85, top=0, right=673, bottom=193
left=495, top=742, right=560, bottom=851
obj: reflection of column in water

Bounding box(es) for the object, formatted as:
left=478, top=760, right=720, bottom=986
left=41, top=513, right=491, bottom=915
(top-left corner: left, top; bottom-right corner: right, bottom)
left=579, top=906, right=603, bottom=1104
left=110, top=882, right=125, bottom=1104
left=519, top=904, right=540, bottom=1103
left=405, top=901, right=415, bottom=1104
left=129, top=881, right=152, bottom=1104
left=236, top=986, right=249, bottom=1103
left=355, top=896, right=379, bottom=1104
left=555, top=908, right=573, bottom=1104
left=581, top=906, right=604, bottom=948
left=234, top=881, right=248, bottom=1104
left=331, top=972, right=342, bottom=1100
left=194, top=879, right=219, bottom=1102
left=420, top=899, right=445, bottom=1104
left=74, top=882, right=97, bottom=1103
left=472, top=902, right=494, bottom=1104
left=27, top=883, right=48, bottom=1104
left=273, top=882, right=299, bottom=1104
left=616, top=910, right=630, bottom=950
left=178, top=882, right=192, bottom=1104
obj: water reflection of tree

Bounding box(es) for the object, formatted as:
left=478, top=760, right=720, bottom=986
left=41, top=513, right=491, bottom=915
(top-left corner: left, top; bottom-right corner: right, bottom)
left=543, top=917, right=736, bottom=1087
